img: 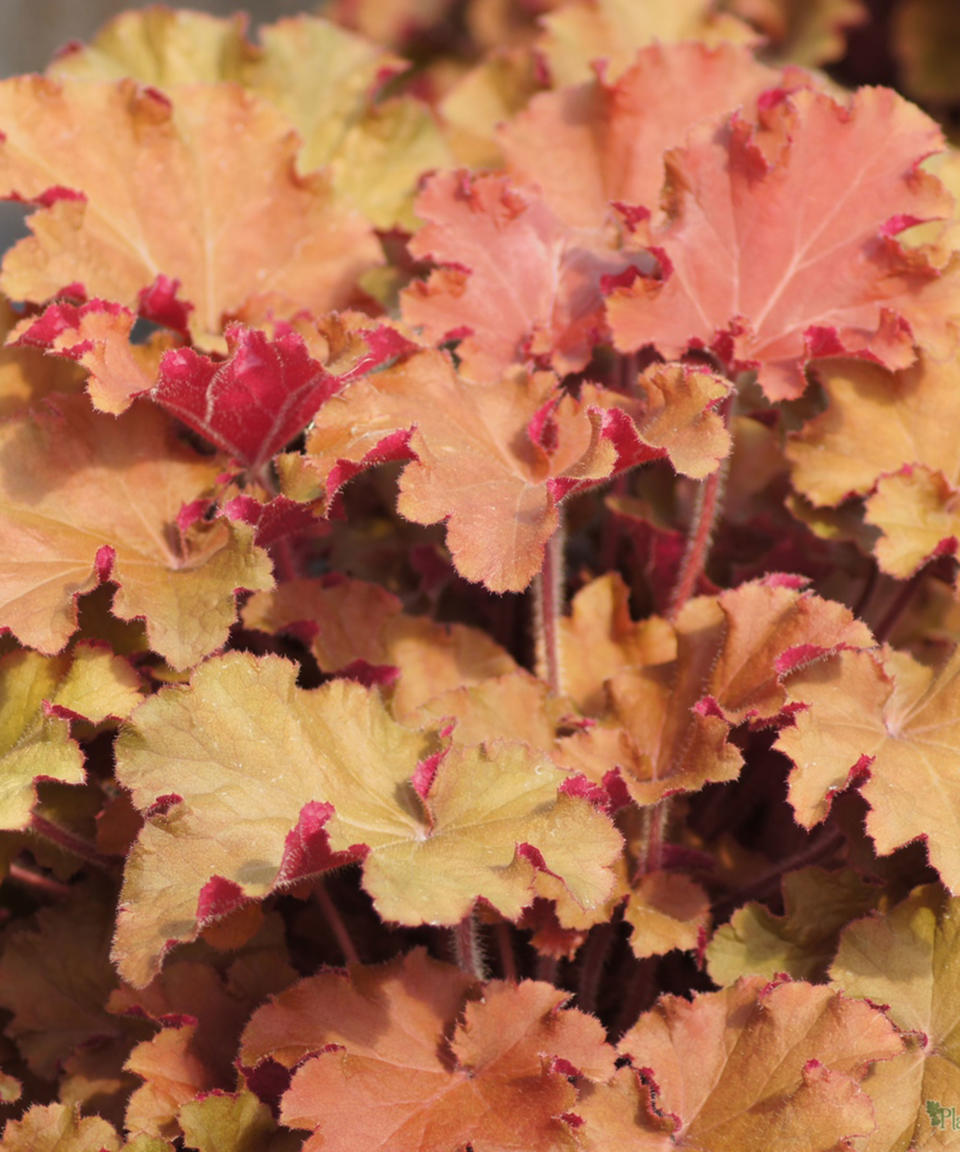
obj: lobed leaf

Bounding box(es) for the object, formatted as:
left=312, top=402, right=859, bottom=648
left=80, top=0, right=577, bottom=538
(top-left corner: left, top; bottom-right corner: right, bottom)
left=501, top=41, right=781, bottom=232
left=606, top=86, right=958, bottom=399
left=297, top=351, right=624, bottom=592
left=153, top=319, right=406, bottom=474
left=246, top=950, right=614, bottom=1152
left=0, top=78, right=380, bottom=346
left=620, top=977, right=903, bottom=1150
left=113, top=654, right=620, bottom=985
left=779, top=646, right=960, bottom=891
left=829, top=884, right=960, bottom=1149
left=10, top=299, right=169, bottom=415
left=0, top=396, right=273, bottom=668
left=537, top=0, right=755, bottom=86
left=242, top=574, right=518, bottom=718
left=401, top=170, right=643, bottom=382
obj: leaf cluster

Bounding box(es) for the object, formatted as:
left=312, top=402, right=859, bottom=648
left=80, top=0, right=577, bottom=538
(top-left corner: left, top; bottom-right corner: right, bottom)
left=1, top=1, right=960, bottom=1149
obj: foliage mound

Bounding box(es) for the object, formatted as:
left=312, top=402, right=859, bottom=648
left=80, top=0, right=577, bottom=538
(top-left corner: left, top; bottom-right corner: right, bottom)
left=2, top=1, right=960, bottom=1149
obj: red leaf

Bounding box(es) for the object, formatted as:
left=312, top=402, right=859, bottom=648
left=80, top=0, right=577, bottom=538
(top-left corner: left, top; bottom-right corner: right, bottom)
left=153, top=321, right=403, bottom=473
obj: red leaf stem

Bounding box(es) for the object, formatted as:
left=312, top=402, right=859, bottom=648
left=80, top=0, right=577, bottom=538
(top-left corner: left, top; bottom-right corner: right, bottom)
left=30, top=814, right=120, bottom=873
left=667, top=391, right=735, bottom=620
left=314, top=878, right=360, bottom=967
left=452, top=912, right=487, bottom=980
left=533, top=512, right=567, bottom=694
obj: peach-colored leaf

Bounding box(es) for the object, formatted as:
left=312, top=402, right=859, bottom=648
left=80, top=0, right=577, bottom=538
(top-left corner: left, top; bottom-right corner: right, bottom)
left=402, top=170, right=643, bottom=382
left=10, top=300, right=164, bottom=415
left=251, top=952, right=614, bottom=1152
left=241, top=948, right=473, bottom=1071
left=51, top=11, right=446, bottom=234
left=619, top=977, right=902, bottom=1150
left=561, top=577, right=868, bottom=805
left=0, top=78, right=381, bottom=346
left=242, top=574, right=517, bottom=719
left=0, top=396, right=273, bottom=668
left=0, top=295, right=85, bottom=417
left=573, top=1068, right=674, bottom=1151
left=863, top=465, right=960, bottom=578
left=124, top=1023, right=213, bottom=1140
left=591, top=362, right=734, bottom=481
left=558, top=572, right=675, bottom=716
left=501, top=41, right=781, bottom=231
left=786, top=355, right=960, bottom=507
left=623, top=871, right=710, bottom=960
left=298, top=350, right=626, bottom=592
left=606, top=87, right=957, bottom=400
left=0, top=881, right=122, bottom=1077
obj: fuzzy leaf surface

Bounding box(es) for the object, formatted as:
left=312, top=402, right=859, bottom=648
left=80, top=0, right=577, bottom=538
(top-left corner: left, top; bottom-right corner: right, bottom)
left=0, top=78, right=380, bottom=345
left=562, top=577, right=869, bottom=805
left=114, top=654, right=619, bottom=985
left=153, top=321, right=404, bottom=474
left=501, top=42, right=780, bottom=231
left=245, top=951, right=614, bottom=1152
left=787, top=354, right=960, bottom=506
left=298, top=351, right=624, bottom=592
left=778, top=647, right=960, bottom=889
left=0, top=1103, right=123, bottom=1151
left=619, top=978, right=903, bottom=1150
left=606, top=87, right=956, bottom=399
left=401, top=170, right=641, bottom=381
left=0, top=396, right=273, bottom=667
left=829, top=885, right=960, bottom=1150
left=242, top=575, right=517, bottom=718
left=10, top=300, right=165, bottom=415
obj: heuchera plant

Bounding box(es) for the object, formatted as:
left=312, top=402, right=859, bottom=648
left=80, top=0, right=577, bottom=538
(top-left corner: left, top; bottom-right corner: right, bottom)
left=3, top=0, right=960, bottom=1148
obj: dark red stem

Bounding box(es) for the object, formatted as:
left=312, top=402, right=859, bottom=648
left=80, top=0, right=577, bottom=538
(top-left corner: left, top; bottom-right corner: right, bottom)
left=496, top=920, right=518, bottom=983
left=30, top=814, right=119, bottom=873
left=577, top=922, right=614, bottom=1016
left=873, top=566, right=927, bottom=644
left=453, top=913, right=486, bottom=980
left=711, top=824, right=845, bottom=919
left=7, top=861, right=72, bottom=898
left=314, top=879, right=360, bottom=966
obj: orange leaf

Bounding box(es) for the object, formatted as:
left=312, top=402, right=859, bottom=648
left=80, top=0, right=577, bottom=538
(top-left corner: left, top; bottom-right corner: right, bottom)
left=0, top=78, right=380, bottom=345
left=243, top=950, right=615, bottom=1152
left=299, top=351, right=621, bottom=592
left=0, top=396, right=273, bottom=668
left=242, top=574, right=517, bottom=719
left=619, top=978, right=902, bottom=1150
